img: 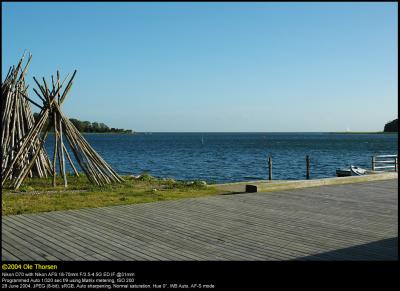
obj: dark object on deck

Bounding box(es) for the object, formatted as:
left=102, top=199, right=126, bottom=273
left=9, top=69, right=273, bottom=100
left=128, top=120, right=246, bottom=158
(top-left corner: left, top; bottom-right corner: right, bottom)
left=245, top=185, right=257, bottom=193
left=336, top=168, right=351, bottom=177
left=383, top=119, right=398, bottom=132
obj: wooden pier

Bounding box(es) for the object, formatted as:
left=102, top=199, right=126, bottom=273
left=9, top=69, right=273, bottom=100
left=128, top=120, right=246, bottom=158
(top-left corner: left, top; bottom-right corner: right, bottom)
left=2, top=179, right=397, bottom=261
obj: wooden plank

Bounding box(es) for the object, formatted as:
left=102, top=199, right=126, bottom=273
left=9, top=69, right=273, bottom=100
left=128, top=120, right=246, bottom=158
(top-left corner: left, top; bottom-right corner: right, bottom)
left=1, top=229, right=59, bottom=260
left=44, top=201, right=388, bottom=260
left=12, top=214, right=159, bottom=261
left=375, top=155, right=397, bottom=158
left=88, top=203, right=335, bottom=259
left=28, top=211, right=187, bottom=261
left=2, top=240, right=38, bottom=261
left=111, top=202, right=390, bottom=259
left=2, top=179, right=397, bottom=261
left=50, top=209, right=235, bottom=260
left=3, top=219, right=86, bottom=260
left=2, top=248, right=20, bottom=261
left=76, top=205, right=304, bottom=259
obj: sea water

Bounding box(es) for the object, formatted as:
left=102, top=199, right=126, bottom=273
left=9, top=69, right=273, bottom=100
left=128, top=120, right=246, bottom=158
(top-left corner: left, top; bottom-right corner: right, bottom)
left=44, top=132, right=398, bottom=183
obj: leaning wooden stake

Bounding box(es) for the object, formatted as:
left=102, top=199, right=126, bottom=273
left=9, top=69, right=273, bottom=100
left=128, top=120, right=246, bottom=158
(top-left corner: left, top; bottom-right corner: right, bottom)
left=3, top=68, right=123, bottom=189
left=1, top=53, right=52, bottom=182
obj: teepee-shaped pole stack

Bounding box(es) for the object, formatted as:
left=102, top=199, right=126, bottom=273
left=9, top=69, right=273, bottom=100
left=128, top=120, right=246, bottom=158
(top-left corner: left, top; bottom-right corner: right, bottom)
left=1, top=52, right=53, bottom=181
left=2, top=69, right=124, bottom=189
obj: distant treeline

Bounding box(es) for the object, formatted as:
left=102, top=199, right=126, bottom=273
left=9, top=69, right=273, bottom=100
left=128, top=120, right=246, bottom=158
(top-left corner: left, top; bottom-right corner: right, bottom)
left=384, top=119, right=398, bottom=133
left=33, top=113, right=133, bottom=134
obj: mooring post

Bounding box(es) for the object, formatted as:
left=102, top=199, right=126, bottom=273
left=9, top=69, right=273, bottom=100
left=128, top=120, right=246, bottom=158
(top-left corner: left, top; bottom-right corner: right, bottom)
left=268, top=156, right=272, bottom=180
left=395, top=157, right=398, bottom=172
left=306, top=155, right=310, bottom=180
left=372, top=156, right=375, bottom=171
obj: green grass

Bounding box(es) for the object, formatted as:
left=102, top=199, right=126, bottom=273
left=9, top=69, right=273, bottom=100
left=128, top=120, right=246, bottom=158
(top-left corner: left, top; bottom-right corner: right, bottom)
left=2, top=173, right=227, bottom=216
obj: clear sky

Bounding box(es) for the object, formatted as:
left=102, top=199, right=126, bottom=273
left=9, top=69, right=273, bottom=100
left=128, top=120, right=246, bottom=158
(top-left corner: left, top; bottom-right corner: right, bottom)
left=2, top=2, right=398, bottom=132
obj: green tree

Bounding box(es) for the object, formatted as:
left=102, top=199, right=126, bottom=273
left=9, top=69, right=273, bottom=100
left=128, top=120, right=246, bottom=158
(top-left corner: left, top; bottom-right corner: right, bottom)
left=82, top=121, right=91, bottom=132
left=92, top=122, right=100, bottom=132
left=69, top=118, right=82, bottom=131
left=99, top=123, right=109, bottom=132
left=384, top=119, right=398, bottom=132
left=31, top=115, right=132, bottom=133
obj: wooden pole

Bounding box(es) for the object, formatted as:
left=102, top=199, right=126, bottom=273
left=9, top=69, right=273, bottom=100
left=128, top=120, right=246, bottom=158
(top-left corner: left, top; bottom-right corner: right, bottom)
left=1, top=54, right=52, bottom=182
left=372, top=156, right=375, bottom=171
left=2, top=108, right=50, bottom=185
left=12, top=117, right=53, bottom=188
left=62, top=142, right=79, bottom=177
left=13, top=129, right=51, bottom=189
left=52, top=113, right=58, bottom=187
left=58, top=114, right=67, bottom=187
left=58, top=109, right=67, bottom=186
left=395, top=157, right=398, bottom=172
left=268, top=156, right=272, bottom=181
left=306, top=155, right=310, bottom=180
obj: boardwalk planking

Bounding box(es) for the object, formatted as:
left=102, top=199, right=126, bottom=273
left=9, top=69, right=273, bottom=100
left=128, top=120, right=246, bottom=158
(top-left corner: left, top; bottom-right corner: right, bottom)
left=2, top=179, right=398, bottom=261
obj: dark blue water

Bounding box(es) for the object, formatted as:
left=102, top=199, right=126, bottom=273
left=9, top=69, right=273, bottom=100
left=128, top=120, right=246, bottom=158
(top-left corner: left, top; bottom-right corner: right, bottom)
left=44, top=133, right=398, bottom=184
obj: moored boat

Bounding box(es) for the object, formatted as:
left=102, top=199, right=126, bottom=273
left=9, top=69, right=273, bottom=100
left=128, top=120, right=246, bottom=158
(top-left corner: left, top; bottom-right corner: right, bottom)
left=336, top=168, right=351, bottom=177
left=350, top=166, right=367, bottom=176
left=336, top=165, right=367, bottom=177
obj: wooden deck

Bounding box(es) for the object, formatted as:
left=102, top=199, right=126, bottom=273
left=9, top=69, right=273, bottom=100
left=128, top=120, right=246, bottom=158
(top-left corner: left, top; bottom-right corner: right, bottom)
left=2, top=179, right=398, bottom=261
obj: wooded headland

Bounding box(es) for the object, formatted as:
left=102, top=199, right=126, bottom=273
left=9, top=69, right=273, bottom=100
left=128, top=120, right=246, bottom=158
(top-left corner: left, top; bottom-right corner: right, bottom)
left=33, top=113, right=133, bottom=133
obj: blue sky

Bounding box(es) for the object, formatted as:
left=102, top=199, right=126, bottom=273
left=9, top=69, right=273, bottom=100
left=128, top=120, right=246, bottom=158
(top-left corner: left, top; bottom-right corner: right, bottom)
left=2, top=2, right=397, bottom=132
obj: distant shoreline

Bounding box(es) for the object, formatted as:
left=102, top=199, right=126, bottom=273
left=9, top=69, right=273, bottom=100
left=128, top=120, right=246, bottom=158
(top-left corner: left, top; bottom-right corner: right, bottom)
left=327, top=131, right=397, bottom=134
left=146, top=131, right=397, bottom=134
left=44, top=131, right=397, bottom=135
left=46, top=132, right=136, bottom=135
left=80, top=131, right=397, bottom=134
left=80, top=132, right=136, bottom=135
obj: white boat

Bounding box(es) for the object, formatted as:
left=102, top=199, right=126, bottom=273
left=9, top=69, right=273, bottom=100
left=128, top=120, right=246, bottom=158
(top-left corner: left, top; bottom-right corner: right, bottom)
left=350, top=165, right=367, bottom=176
left=336, top=165, right=367, bottom=177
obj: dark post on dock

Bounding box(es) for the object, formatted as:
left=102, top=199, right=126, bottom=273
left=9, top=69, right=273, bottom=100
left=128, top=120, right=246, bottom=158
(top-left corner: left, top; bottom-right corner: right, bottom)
left=306, top=155, right=310, bottom=180
left=268, top=156, right=272, bottom=180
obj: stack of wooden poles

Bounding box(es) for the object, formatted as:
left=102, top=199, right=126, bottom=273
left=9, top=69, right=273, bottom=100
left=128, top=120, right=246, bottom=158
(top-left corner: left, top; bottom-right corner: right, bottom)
left=2, top=54, right=123, bottom=189
left=1, top=53, right=53, bottom=182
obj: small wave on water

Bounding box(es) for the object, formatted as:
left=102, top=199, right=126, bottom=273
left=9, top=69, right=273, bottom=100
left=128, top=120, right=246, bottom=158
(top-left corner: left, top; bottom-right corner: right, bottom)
left=243, top=176, right=264, bottom=180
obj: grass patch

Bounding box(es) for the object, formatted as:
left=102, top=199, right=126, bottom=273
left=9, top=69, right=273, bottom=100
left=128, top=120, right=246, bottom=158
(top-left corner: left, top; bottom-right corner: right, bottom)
left=2, top=174, right=227, bottom=216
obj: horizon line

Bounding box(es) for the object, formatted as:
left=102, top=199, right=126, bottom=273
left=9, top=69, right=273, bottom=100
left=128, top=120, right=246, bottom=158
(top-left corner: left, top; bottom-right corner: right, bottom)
left=82, top=131, right=395, bottom=134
